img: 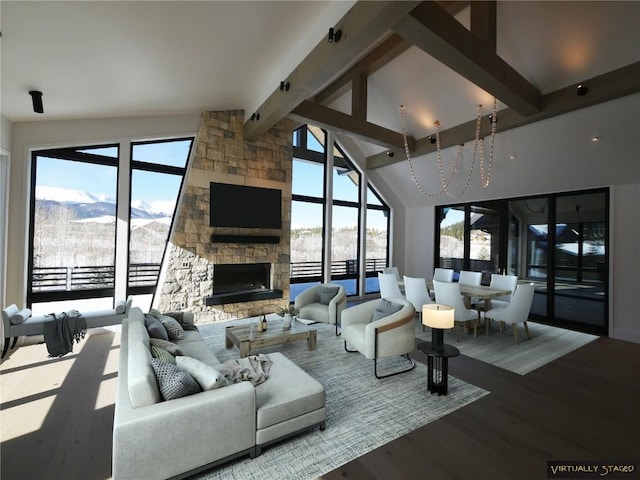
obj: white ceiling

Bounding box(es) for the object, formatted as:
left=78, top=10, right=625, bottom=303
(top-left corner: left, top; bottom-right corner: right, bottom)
left=2, top=1, right=639, bottom=208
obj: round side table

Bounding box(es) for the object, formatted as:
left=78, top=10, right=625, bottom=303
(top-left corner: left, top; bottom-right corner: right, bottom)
left=417, top=341, right=460, bottom=396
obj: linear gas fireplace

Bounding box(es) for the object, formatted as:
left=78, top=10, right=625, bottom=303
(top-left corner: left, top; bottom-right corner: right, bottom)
left=205, top=263, right=283, bottom=306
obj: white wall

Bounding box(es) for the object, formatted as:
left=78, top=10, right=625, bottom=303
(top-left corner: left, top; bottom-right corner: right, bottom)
left=5, top=114, right=201, bottom=307
left=1, top=114, right=12, bottom=309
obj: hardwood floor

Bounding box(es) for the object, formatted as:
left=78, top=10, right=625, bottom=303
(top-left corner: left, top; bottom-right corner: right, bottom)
left=322, top=337, right=640, bottom=480
left=1, top=329, right=638, bottom=480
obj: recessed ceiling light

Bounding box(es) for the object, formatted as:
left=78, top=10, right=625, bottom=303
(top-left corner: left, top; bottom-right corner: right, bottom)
left=509, top=154, right=517, bottom=160
left=591, top=135, right=601, bottom=143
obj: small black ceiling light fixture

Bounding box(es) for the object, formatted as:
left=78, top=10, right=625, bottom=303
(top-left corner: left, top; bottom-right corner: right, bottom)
left=250, top=112, right=260, bottom=121
left=429, top=135, right=436, bottom=145
left=279, top=81, right=291, bottom=92
left=328, top=27, right=342, bottom=43
left=386, top=151, right=394, bottom=157
left=29, top=90, right=44, bottom=114
left=577, top=83, right=589, bottom=96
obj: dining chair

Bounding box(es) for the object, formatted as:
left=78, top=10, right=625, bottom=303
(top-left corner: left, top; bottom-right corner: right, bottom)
left=433, top=280, right=482, bottom=340
left=403, top=275, right=433, bottom=330
left=488, top=274, right=518, bottom=309
left=433, top=268, right=454, bottom=282
left=383, top=266, right=401, bottom=281
left=484, top=283, right=535, bottom=344
left=458, top=270, right=482, bottom=286
left=378, top=272, right=404, bottom=299
left=429, top=267, right=454, bottom=300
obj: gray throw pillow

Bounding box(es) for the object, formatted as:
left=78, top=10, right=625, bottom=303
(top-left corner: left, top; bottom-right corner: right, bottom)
left=150, top=338, right=183, bottom=356
left=371, top=299, right=403, bottom=322
left=145, top=315, right=169, bottom=341
left=151, top=358, right=202, bottom=401
left=319, top=286, right=340, bottom=305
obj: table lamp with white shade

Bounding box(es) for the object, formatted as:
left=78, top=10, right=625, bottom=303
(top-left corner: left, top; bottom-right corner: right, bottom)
left=422, top=304, right=454, bottom=352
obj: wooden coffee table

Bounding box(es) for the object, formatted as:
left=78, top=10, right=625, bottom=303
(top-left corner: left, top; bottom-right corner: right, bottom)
left=225, top=318, right=317, bottom=357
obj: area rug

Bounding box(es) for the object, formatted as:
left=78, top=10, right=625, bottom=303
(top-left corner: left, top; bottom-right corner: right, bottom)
left=193, top=318, right=489, bottom=480
left=415, top=320, right=599, bottom=375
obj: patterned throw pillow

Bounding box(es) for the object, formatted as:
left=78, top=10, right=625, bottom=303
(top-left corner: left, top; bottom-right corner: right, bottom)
left=150, top=338, right=183, bottom=356
left=176, top=356, right=228, bottom=390
left=145, top=315, right=169, bottom=341
left=151, top=345, right=176, bottom=365
left=150, top=359, right=202, bottom=401
left=158, top=315, right=185, bottom=340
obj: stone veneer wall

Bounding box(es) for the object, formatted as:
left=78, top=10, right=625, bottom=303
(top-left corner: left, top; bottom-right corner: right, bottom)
left=157, top=110, right=293, bottom=323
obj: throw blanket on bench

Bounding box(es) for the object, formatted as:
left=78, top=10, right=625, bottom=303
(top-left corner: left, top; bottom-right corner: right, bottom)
left=218, top=354, right=273, bottom=386
left=44, top=310, right=87, bottom=358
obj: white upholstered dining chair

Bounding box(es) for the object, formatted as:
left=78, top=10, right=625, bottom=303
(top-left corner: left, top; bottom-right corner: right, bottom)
left=378, top=272, right=404, bottom=299
left=433, top=280, right=482, bottom=340
left=484, top=283, right=535, bottom=344
left=403, top=275, right=433, bottom=330
left=458, top=270, right=482, bottom=286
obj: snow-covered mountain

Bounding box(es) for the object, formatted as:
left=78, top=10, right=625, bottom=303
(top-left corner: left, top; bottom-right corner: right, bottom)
left=36, top=185, right=173, bottom=224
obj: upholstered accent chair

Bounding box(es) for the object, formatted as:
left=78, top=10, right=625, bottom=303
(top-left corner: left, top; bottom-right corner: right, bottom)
left=341, top=297, right=416, bottom=378
left=294, top=283, right=347, bottom=335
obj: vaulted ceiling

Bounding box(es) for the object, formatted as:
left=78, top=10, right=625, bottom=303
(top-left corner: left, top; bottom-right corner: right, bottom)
left=2, top=1, right=639, bottom=178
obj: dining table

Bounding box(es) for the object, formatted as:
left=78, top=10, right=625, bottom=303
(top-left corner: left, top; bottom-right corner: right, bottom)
left=426, top=281, right=513, bottom=310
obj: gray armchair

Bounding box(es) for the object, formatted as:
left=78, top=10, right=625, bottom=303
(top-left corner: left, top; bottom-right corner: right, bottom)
left=341, top=297, right=416, bottom=378
left=294, top=283, right=347, bottom=335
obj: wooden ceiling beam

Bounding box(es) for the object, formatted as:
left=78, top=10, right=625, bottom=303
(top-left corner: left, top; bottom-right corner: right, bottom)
left=244, top=0, right=422, bottom=141
left=367, top=62, right=640, bottom=169
left=290, top=100, right=415, bottom=150
left=313, top=2, right=469, bottom=107
left=470, top=1, right=496, bottom=51
left=393, top=1, right=541, bottom=116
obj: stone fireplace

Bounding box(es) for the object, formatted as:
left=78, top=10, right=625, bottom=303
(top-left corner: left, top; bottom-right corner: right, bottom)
left=157, top=110, right=293, bottom=323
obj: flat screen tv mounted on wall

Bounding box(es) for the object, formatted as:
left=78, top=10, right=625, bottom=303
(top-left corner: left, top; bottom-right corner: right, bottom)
left=210, top=182, right=282, bottom=229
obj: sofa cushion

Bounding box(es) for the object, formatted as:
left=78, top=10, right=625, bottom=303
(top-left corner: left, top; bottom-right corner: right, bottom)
left=145, top=315, right=169, bottom=341
left=127, top=320, right=161, bottom=408
left=319, top=285, right=340, bottom=305
left=255, top=352, right=325, bottom=430
left=12, top=308, right=32, bottom=325
left=150, top=338, right=183, bottom=356
left=176, top=340, right=221, bottom=366
left=151, top=345, right=176, bottom=364
left=2, top=304, right=19, bottom=326
left=151, top=358, right=202, bottom=401
left=371, top=299, right=403, bottom=322
left=176, top=356, right=228, bottom=390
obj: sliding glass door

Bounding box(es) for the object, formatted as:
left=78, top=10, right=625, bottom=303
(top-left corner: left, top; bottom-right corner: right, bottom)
left=435, top=188, right=609, bottom=335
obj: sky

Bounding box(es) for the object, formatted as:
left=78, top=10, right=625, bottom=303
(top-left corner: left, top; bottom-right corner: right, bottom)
left=35, top=140, right=191, bottom=214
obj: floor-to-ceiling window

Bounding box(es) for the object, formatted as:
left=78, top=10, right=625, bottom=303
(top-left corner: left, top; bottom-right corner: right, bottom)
left=434, top=188, right=608, bottom=335
left=128, top=138, right=192, bottom=310
left=27, top=138, right=193, bottom=314
left=290, top=125, right=390, bottom=300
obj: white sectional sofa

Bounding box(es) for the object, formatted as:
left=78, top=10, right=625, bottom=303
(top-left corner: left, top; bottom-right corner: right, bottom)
left=113, top=307, right=326, bottom=480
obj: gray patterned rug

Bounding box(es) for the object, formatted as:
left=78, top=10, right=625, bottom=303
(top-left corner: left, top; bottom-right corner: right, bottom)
left=192, top=318, right=488, bottom=480
left=415, top=320, right=598, bottom=375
